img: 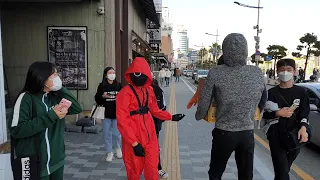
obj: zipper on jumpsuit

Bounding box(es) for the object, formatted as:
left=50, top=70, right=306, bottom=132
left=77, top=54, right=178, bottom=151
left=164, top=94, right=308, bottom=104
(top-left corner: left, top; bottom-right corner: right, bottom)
left=140, top=88, right=150, bottom=142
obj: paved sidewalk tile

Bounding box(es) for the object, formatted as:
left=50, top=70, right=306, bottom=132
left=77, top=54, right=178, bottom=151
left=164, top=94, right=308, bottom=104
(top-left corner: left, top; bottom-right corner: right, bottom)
left=176, top=80, right=274, bottom=180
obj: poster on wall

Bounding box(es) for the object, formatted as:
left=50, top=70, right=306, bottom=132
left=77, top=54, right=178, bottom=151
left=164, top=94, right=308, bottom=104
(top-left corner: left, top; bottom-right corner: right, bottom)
left=47, top=26, right=88, bottom=90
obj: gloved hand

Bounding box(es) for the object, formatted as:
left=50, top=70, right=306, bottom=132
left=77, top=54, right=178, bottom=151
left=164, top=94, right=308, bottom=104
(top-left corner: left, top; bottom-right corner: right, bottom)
left=133, top=143, right=145, bottom=157
left=172, top=114, right=186, bottom=121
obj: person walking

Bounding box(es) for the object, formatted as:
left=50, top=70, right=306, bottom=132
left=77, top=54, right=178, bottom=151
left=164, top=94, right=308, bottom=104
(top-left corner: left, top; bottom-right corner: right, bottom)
left=175, top=68, right=181, bottom=82
left=116, top=57, right=185, bottom=180
left=159, top=67, right=166, bottom=87
left=10, top=62, right=82, bottom=180
left=263, top=59, right=311, bottom=180
left=95, top=67, right=123, bottom=162
left=195, top=33, right=267, bottom=180
left=165, top=67, right=171, bottom=87
left=151, top=78, right=169, bottom=178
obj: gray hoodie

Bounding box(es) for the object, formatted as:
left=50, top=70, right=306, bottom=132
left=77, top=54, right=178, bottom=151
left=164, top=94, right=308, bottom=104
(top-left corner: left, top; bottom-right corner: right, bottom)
left=195, top=33, right=267, bottom=131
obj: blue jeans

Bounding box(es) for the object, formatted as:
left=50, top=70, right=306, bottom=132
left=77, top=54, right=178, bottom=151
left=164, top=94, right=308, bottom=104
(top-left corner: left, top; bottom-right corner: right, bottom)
left=102, top=118, right=121, bottom=153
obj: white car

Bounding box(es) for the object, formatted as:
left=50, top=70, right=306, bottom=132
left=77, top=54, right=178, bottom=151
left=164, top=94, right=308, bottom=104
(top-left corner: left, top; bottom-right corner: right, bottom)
left=296, top=83, right=320, bottom=147
left=195, top=70, right=209, bottom=84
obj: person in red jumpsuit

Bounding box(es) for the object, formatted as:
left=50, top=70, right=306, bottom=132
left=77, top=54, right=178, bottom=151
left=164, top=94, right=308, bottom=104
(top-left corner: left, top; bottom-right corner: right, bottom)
left=116, top=57, right=185, bottom=180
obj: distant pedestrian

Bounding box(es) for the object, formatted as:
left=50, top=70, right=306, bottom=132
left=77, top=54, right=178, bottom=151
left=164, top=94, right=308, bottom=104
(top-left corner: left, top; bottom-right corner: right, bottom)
left=159, top=68, right=166, bottom=86
left=165, top=68, right=171, bottom=86
left=175, top=68, right=181, bottom=82
left=196, top=33, right=267, bottom=180
left=95, top=67, right=123, bottom=162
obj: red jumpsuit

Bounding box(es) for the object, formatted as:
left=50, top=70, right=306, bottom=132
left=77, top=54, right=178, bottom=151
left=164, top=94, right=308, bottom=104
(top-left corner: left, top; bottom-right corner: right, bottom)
left=116, top=57, right=172, bottom=180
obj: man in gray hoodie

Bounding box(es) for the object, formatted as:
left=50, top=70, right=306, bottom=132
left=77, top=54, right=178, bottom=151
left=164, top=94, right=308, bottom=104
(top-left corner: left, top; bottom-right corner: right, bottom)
left=195, top=33, right=267, bottom=180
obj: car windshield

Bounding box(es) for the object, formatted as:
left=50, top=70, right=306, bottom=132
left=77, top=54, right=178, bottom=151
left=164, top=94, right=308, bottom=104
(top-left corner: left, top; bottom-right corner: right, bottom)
left=187, top=70, right=193, bottom=73
left=198, top=70, right=209, bottom=75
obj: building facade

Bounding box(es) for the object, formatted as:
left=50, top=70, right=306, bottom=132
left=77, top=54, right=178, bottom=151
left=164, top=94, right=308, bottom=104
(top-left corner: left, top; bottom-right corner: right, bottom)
left=0, top=0, right=160, bottom=178
left=175, top=25, right=189, bottom=56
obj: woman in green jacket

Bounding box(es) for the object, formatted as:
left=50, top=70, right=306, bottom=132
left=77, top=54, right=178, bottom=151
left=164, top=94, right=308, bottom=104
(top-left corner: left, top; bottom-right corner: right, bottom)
left=10, top=62, right=82, bottom=180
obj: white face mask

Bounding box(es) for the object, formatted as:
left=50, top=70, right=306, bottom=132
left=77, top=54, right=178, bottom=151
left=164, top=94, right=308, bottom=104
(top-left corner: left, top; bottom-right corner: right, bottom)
left=50, top=76, right=62, bottom=91
left=107, top=74, right=116, bottom=81
left=278, top=71, right=293, bottom=82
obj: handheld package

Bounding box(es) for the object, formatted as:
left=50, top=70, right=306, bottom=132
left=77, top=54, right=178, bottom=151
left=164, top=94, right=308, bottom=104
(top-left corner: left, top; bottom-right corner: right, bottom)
left=187, top=78, right=260, bottom=123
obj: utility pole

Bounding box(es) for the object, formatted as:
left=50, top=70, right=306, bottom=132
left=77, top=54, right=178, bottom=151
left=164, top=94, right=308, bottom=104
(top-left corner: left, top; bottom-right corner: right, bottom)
left=254, top=0, right=262, bottom=66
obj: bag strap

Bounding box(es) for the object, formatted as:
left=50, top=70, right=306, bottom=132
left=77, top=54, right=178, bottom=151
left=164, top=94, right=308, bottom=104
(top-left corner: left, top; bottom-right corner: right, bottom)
left=11, top=93, right=40, bottom=166
left=90, top=105, right=99, bottom=118
left=129, top=84, right=142, bottom=107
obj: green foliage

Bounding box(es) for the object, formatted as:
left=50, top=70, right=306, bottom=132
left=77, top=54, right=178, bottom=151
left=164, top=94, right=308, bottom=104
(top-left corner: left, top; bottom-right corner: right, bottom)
left=208, top=43, right=221, bottom=54
left=293, top=32, right=320, bottom=80
left=266, top=45, right=287, bottom=60
left=250, top=53, right=267, bottom=64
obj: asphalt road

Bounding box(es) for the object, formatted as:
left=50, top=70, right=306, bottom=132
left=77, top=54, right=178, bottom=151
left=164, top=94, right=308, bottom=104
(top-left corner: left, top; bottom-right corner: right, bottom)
left=183, top=76, right=320, bottom=180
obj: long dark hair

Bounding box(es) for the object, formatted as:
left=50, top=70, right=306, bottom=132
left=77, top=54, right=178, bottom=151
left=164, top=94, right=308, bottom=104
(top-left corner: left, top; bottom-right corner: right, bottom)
left=102, top=67, right=118, bottom=89
left=22, top=61, right=56, bottom=94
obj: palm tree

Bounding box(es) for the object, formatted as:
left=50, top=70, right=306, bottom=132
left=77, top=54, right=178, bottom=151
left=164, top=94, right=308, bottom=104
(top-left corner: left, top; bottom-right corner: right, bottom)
left=198, top=48, right=208, bottom=63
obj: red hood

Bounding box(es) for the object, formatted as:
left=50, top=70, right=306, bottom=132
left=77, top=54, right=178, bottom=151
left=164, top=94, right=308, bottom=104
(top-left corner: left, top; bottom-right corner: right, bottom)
left=124, top=57, right=152, bottom=87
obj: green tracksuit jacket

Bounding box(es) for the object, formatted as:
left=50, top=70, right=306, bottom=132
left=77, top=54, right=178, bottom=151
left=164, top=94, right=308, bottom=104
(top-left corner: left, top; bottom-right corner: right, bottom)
left=10, top=87, right=82, bottom=177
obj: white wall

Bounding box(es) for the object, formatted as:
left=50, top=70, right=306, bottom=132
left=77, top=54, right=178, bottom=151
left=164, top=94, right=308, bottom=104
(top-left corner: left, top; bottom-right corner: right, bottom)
left=0, top=6, right=7, bottom=145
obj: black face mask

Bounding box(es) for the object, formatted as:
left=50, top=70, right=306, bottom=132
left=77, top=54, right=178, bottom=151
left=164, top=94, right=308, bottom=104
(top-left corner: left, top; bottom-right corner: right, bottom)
left=130, top=73, right=148, bottom=86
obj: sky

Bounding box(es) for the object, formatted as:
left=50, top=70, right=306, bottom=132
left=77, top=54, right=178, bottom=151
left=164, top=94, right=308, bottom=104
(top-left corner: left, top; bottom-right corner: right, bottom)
left=162, top=0, right=320, bottom=56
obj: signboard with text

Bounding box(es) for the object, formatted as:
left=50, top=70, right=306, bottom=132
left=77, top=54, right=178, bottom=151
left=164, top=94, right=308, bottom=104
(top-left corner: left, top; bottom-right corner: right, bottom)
left=47, top=26, right=88, bottom=90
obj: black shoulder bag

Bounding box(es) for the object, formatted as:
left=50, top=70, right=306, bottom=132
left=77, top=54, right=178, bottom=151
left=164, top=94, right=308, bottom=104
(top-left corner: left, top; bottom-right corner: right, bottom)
left=11, top=93, right=41, bottom=180
left=277, top=93, right=313, bottom=151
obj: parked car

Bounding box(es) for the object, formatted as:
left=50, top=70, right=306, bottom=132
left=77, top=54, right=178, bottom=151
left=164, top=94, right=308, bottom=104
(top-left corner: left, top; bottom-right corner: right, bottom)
left=195, top=70, right=209, bottom=84
left=296, top=83, right=320, bottom=147
left=183, top=70, right=187, bottom=76
left=186, top=70, right=193, bottom=77
left=192, top=69, right=198, bottom=79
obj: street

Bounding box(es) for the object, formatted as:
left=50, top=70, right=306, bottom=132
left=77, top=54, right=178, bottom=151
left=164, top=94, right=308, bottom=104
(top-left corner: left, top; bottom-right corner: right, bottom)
left=61, top=77, right=320, bottom=180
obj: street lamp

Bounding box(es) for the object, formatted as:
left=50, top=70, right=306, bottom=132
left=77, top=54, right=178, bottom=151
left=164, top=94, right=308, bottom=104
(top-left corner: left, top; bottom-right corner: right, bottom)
left=234, top=0, right=263, bottom=66
left=205, top=29, right=220, bottom=65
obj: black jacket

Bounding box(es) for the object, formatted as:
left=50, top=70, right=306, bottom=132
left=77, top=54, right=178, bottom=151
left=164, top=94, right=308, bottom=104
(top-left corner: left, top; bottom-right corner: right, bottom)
left=95, top=81, right=122, bottom=119
left=263, top=85, right=310, bottom=131
left=151, top=85, right=166, bottom=134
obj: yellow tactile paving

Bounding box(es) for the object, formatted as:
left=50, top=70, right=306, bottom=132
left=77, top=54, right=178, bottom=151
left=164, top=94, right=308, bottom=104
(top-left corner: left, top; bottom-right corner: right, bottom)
left=162, top=81, right=181, bottom=180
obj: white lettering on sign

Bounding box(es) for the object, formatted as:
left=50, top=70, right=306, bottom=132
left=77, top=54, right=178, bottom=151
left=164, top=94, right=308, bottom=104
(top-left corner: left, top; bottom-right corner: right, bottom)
left=21, top=157, right=31, bottom=180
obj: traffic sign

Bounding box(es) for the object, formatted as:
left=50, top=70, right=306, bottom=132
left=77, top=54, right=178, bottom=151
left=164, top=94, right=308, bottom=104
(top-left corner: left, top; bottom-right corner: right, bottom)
left=266, top=55, right=272, bottom=61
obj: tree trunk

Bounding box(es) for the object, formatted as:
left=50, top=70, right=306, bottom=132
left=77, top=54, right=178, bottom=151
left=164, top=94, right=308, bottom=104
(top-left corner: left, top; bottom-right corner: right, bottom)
left=304, top=48, right=310, bottom=80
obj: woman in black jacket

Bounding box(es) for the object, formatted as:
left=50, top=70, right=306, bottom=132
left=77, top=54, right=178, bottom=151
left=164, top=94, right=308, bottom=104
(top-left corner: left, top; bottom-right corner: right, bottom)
left=95, top=67, right=123, bottom=162
left=151, top=78, right=169, bottom=178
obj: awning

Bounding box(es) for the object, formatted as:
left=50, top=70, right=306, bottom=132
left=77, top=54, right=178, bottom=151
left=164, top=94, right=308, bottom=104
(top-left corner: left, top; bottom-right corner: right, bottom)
left=153, top=53, right=168, bottom=64
left=137, top=0, right=160, bottom=26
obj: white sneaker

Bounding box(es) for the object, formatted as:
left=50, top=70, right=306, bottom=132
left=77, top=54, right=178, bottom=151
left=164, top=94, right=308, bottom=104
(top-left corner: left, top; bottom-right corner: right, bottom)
left=158, top=170, right=168, bottom=179
left=106, top=152, right=113, bottom=162
left=115, top=148, right=122, bottom=159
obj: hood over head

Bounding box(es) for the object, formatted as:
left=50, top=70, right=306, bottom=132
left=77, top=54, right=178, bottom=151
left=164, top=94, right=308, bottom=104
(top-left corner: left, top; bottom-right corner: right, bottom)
left=124, top=57, right=152, bottom=87
left=222, top=33, right=248, bottom=67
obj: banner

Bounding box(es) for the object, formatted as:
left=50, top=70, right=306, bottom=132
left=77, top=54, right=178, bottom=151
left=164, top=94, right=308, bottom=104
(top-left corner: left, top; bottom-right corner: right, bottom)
left=47, top=26, right=88, bottom=90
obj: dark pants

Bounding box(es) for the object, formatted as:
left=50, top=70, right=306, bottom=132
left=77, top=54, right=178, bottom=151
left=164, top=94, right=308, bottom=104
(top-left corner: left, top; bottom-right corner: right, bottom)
left=156, top=133, right=162, bottom=170
left=267, top=126, right=300, bottom=180
left=40, top=166, right=64, bottom=180
left=175, top=76, right=180, bottom=82
left=165, top=77, right=170, bottom=86
left=208, top=128, right=254, bottom=180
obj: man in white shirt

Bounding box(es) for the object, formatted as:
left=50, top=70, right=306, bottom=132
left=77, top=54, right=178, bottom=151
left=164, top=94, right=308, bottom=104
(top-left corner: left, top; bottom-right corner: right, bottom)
left=159, top=68, right=166, bottom=86
left=165, top=68, right=171, bottom=87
